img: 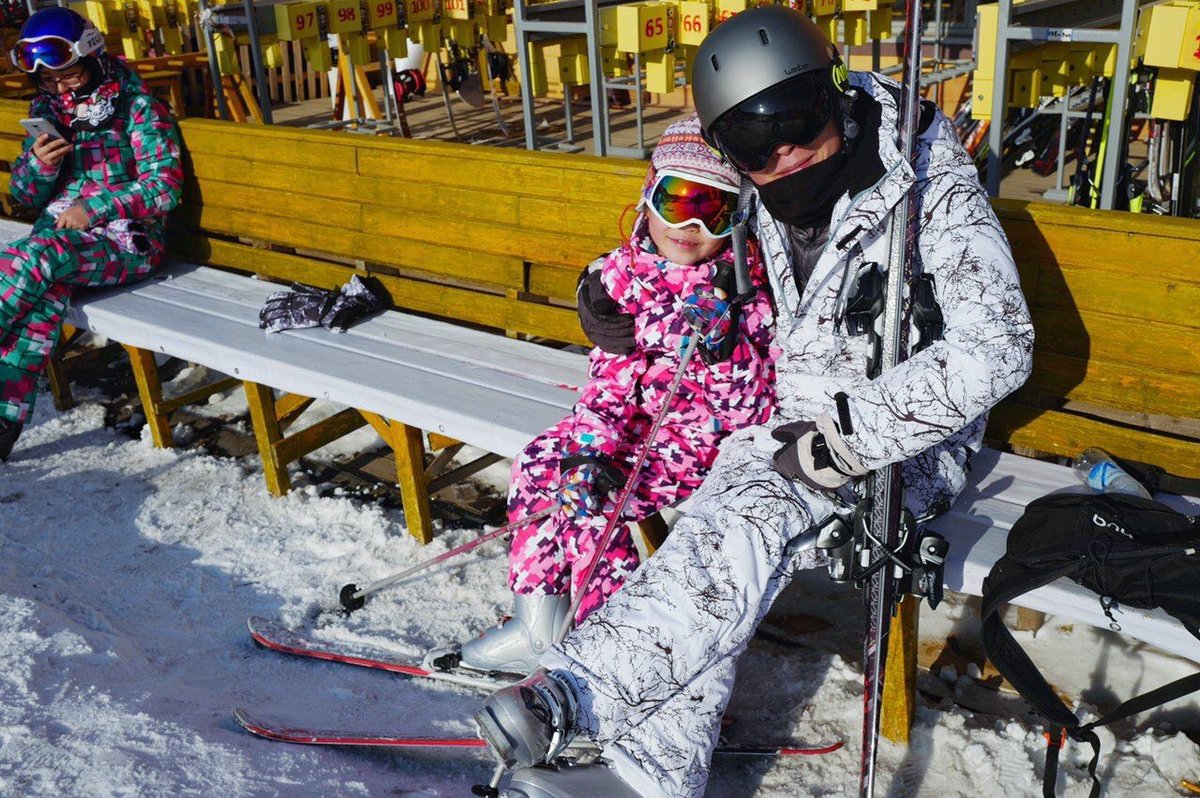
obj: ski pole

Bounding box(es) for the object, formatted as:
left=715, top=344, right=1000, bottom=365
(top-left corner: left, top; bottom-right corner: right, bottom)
left=339, top=505, right=556, bottom=612
left=555, top=334, right=701, bottom=643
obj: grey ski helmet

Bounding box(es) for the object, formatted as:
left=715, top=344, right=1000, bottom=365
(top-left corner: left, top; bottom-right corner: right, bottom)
left=692, top=6, right=846, bottom=135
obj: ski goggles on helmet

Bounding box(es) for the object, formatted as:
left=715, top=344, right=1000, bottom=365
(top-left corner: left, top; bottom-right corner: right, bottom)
left=645, top=171, right=738, bottom=239
left=705, top=72, right=834, bottom=173
left=10, top=29, right=101, bottom=73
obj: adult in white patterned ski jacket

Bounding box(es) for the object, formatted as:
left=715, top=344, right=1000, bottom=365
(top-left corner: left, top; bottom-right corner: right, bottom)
left=528, top=66, right=1035, bottom=797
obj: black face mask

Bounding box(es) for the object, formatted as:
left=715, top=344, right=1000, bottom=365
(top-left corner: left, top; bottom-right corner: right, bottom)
left=755, top=92, right=886, bottom=229
left=756, top=147, right=850, bottom=229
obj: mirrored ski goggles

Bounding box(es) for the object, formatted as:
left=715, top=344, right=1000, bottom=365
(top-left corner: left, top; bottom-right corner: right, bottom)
left=706, top=72, right=834, bottom=173
left=645, top=172, right=738, bottom=239
left=11, top=35, right=85, bottom=73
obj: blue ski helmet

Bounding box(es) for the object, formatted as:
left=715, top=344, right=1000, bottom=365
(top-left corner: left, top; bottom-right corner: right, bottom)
left=10, top=8, right=105, bottom=74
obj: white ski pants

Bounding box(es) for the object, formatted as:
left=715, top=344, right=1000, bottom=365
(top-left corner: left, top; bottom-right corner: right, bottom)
left=542, top=426, right=839, bottom=798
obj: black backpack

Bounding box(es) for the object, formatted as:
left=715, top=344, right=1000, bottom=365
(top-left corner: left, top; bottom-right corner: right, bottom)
left=981, top=491, right=1200, bottom=798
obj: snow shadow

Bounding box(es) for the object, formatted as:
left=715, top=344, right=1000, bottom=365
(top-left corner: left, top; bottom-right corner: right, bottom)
left=0, top=416, right=500, bottom=796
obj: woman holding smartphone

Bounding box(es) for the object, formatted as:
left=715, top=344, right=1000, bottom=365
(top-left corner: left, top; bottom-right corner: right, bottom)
left=0, top=7, right=183, bottom=461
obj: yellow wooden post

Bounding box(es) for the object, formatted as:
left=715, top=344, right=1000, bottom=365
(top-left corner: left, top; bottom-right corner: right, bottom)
left=881, top=595, right=919, bottom=743
left=393, top=422, right=434, bottom=544
left=122, top=344, right=174, bottom=448
left=46, top=323, right=79, bottom=411
left=244, top=380, right=291, bottom=496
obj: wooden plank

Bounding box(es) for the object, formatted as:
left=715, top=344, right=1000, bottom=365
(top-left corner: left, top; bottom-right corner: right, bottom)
left=180, top=179, right=364, bottom=230
left=159, top=375, right=241, bottom=414
left=244, top=381, right=291, bottom=496
left=360, top=205, right=621, bottom=270
left=518, top=195, right=629, bottom=241
left=1025, top=351, right=1200, bottom=419
left=355, top=146, right=644, bottom=202
left=274, top=408, right=368, bottom=464
left=392, top=421, right=434, bottom=544
left=177, top=205, right=360, bottom=262
left=528, top=263, right=585, bottom=301
left=1032, top=263, right=1200, bottom=328
left=1030, top=307, right=1200, bottom=373
left=994, top=197, right=1200, bottom=248
left=187, top=152, right=521, bottom=226
left=987, top=404, right=1200, bottom=478
left=178, top=119, right=359, bottom=173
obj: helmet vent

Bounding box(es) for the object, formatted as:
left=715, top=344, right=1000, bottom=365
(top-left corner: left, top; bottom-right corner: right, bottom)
left=758, top=28, right=769, bottom=45
left=710, top=54, right=720, bottom=71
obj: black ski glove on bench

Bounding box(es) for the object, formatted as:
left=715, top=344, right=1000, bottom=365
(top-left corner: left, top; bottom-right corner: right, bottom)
left=259, top=276, right=388, bottom=334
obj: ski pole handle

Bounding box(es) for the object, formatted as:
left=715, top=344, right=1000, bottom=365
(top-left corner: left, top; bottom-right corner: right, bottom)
left=555, top=334, right=702, bottom=643
left=347, top=505, right=556, bottom=604
left=731, top=221, right=751, bottom=297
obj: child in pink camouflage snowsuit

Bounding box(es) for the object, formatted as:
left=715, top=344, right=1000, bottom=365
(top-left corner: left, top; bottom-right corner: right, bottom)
left=0, top=9, right=183, bottom=461
left=447, top=117, right=777, bottom=674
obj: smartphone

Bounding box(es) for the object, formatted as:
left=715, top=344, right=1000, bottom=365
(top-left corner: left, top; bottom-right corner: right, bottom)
left=19, top=117, right=64, bottom=140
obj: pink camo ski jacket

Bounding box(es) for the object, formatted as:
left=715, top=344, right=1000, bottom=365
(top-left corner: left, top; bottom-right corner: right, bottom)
left=569, top=233, right=778, bottom=461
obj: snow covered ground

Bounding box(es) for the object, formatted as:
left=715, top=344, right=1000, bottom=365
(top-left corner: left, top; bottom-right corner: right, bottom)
left=2, top=393, right=1198, bottom=797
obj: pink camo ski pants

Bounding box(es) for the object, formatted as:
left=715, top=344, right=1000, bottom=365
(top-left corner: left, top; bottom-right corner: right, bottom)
left=507, top=415, right=716, bottom=623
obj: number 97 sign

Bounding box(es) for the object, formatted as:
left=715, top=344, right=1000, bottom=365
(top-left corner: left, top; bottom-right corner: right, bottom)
left=678, top=0, right=708, bottom=47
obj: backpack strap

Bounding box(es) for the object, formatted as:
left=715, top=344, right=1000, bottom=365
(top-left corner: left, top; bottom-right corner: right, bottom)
left=1109, top=453, right=1200, bottom=498
left=984, top=558, right=1200, bottom=797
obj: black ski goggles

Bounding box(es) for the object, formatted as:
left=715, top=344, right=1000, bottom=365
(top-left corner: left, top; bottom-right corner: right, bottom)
left=705, top=72, right=834, bottom=173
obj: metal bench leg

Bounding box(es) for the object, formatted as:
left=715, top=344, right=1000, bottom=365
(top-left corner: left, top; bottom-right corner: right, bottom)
left=881, top=595, right=919, bottom=744
left=123, top=344, right=174, bottom=448
left=391, top=422, right=434, bottom=545
left=244, top=381, right=291, bottom=496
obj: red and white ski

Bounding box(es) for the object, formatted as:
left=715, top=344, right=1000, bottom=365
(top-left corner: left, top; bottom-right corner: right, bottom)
left=247, top=616, right=516, bottom=693
left=232, top=707, right=845, bottom=758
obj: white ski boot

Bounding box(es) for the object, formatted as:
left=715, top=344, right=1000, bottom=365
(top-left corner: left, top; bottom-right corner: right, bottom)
left=475, top=667, right=579, bottom=770
left=456, top=593, right=570, bottom=674
left=501, top=761, right=642, bottom=798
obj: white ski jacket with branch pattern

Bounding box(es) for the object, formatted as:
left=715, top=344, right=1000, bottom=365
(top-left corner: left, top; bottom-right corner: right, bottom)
left=752, top=71, right=1034, bottom=500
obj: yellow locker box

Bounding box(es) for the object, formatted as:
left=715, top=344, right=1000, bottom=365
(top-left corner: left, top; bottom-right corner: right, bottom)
left=1179, top=6, right=1200, bottom=71
left=616, top=2, right=674, bottom=54
left=677, top=1, right=709, bottom=48
left=83, top=1, right=125, bottom=34
left=407, top=0, right=435, bottom=24
left=1008, top=69, right=1041, bottom=107
left=559, top=52, right=588, bottom=85
left=843, top=0, right=878, bottom=10
left=815, top=12, right=836, bottom=41
left=974, top=3, right=997, bottom=76
left=715, top=0, right=748, bottom=24
left=443, top=0, right=474, bottom=21
left=645, top=49, right=674, bottom=94
left=1066, top=46, right=1093, bottom=85
left=1151, top=67, right=1195, bottom=120
left=328, top=0, right=364, bottom=33
left=366, top=0, right=400, bottom=27
left=1139, top=3, right=1193, bottom=69
left=485, top=14, right=506, bottom=44
left=212, top=33, right=237, bottom=75
left=136, top=0, right=166, bottom=29
left=1094, top=43, right=1117, bottom=77
left=810, top=0, right=836, bottom=16
left=971, top=75, right=992, bottom=120
left=342, top=32, right=371, bottom=63
left=843, top=12, right=868, bottom=47
left=867, top=7, right=891, bottom=40
left=448, top=18, right=479, bottom=46
left=275, top=3, right=322, bottom=40
left=527, top=41, right=549, bottom=96
left=383, top=27, right=408, bottom=55
left=599, top=6, right=619, bottom=47
left=602, top=47, right=627, bottom=77
left=262, top=39, right=284, bottom=69
left=306, top=39, right=333, bottom=70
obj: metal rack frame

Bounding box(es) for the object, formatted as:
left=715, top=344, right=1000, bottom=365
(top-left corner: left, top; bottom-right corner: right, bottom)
left=984, top=0, right=1145, bottom=209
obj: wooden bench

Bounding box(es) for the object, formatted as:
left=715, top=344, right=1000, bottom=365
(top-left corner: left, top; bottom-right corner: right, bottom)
left=0, top=99, right=643, bottom=545
left=0, top=102, right=1196, bottom=744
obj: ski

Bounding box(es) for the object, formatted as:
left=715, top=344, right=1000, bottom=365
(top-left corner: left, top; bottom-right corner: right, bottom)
left=859, top=2, right=924, bottom=797
left=247, top=616, right=517, bottom=693
left=232, top=707, right=844, bottom=758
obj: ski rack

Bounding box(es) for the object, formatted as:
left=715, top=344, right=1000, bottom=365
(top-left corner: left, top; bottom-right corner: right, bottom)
left=983, top=0, right=1156, bottom=208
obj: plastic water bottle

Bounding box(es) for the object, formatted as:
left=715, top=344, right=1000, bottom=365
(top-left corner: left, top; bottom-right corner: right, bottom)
left=1071, top=447, right=1152, bottom=499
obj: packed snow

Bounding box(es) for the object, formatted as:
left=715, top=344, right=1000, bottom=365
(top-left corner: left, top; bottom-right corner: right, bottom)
left=1, top=389, right=1198, bottom=797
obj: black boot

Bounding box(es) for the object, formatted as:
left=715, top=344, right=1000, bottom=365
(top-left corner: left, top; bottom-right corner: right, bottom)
left=0, top=419, right=21, bottom=462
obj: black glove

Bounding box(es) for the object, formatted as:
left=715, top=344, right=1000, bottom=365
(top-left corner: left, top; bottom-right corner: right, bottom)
left=771, top=416, right=868, bottom=492
left=577, top=260, right=636, bottom=355
left=259, top=276, right=388, bottom=334
left=557, top=451, right=627, bottom=519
